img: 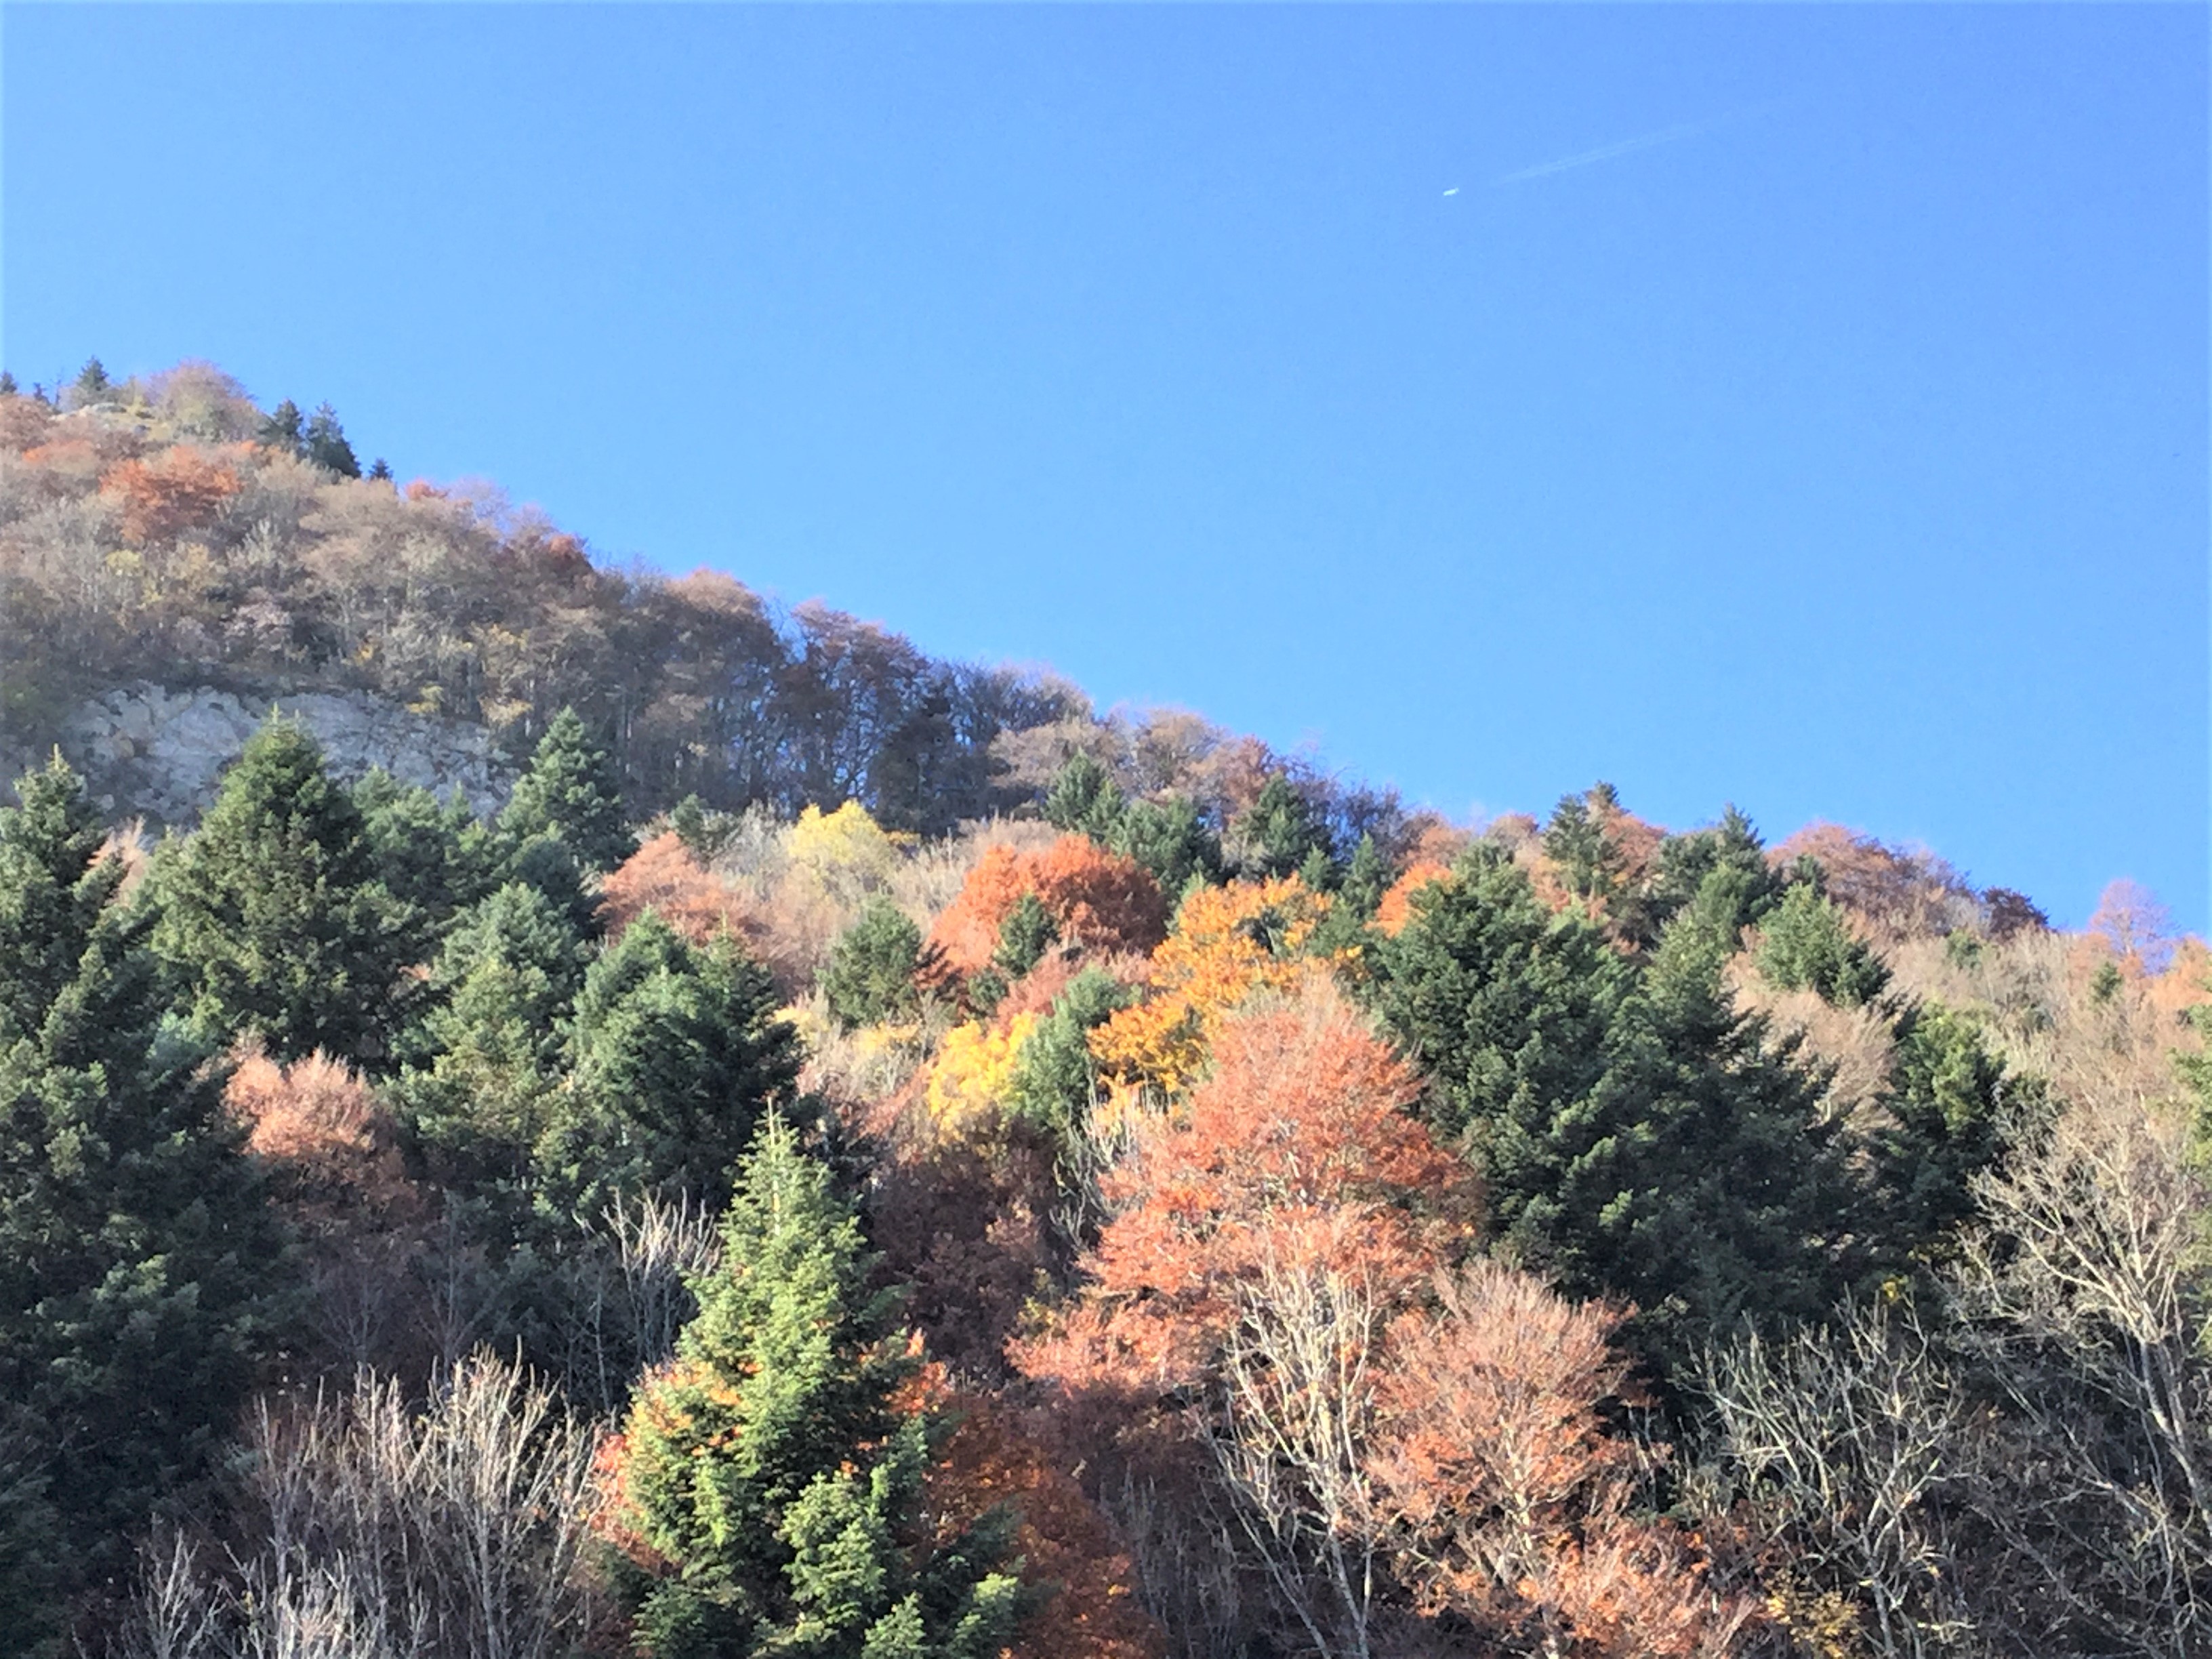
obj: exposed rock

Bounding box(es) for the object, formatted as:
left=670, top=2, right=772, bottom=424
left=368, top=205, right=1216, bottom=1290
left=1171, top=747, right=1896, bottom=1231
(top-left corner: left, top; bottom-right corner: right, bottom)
left=56, top=682, right=518, bottom=827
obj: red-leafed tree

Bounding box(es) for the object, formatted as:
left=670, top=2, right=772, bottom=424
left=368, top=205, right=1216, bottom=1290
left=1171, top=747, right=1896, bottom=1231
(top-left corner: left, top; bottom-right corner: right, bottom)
left=928, top=835, right=1168, bottom=981
left=100, top=444, right=244, bottom=545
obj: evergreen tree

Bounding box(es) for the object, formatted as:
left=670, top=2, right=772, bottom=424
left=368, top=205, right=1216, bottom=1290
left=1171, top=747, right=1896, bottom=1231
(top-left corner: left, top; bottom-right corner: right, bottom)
left=0, top=758, right=283, bottom=1644
left=498, top=706, right=635, bottom=874
left=822, top=899, right=925, bottom=1031
left=1043, top=751, right=1124, bottom=842
left=1870, top=1003, right=2037, bottom=1268
left=366, top=455, right=392, bottom=481
left=352, top=769, right=497, bottom=943
left=1755, top=882, right=1890, bottom=1008
left=1233, top=772, right=1327, bottom=880
left=538, top=915, right=804, bottom=1218
left=991, top=893, right=1059, bottom=982
left=0, top=371, right=18, bottom=397
left=1340, top=831, right=1391, bottom=919
left=147, top=718, right=414, bottom=1065
left=609, top=1115, right=1024, bottom=1659
left=70, top=357, right=111, bottom=405
left=1111, top=794, right=1220, bottom=895
left=1647, top=806, right=1779, bottom=939
left=1006, top=966, right=1133, bottom=1142
left=258, top=398, right=305, bottom=455
left=1376, top=845, right=1855, bottom=1376
left=396, top=880, right=594, bottom=1195
left=302, top=401, right=361, bottom=477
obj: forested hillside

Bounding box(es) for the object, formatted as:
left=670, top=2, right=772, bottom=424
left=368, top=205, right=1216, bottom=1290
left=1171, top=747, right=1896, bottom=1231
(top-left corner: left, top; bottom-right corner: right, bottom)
left=1, top=361, right=2206, bottom=1659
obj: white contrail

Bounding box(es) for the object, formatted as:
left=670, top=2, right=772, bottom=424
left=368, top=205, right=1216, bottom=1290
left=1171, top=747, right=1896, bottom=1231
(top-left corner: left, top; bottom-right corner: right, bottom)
left=1493, top=100, right=1787, bottom=187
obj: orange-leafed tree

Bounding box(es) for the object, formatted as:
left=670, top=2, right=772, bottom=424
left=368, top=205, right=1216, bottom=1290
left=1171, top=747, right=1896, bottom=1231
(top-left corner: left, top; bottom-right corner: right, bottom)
left=1368, top=1263, right=1743, bottom=1658
left=1087, top=875, right=1336, bottom=1098
left=928, top=835, right=1168, bottom=981
left=100, top=444, right=243, bottom=545
left=599, top=830, right=759, bottom=949
left=1373, top=861, right=1452, bottom=939
left=1022, top=976, right=1468, bottom=1403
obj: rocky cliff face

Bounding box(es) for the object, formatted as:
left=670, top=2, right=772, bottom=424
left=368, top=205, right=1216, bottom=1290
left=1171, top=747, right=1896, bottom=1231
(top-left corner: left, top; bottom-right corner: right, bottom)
left=57, top=682, right=518, bottom=825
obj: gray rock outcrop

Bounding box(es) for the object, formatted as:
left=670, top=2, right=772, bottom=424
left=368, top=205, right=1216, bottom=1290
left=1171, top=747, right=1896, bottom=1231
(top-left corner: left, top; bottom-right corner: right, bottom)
left=58, top=682, right=518, bottom=825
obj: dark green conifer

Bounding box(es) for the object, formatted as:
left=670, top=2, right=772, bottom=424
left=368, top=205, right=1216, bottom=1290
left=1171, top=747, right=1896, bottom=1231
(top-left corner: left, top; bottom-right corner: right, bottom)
left=823, top=898, right=926, bottom=1030
left=258, top=398, right=305, bottom=455
left=611, top=1115, right=1024, bottom=1659
left=302, top=401, right=361, bottom=477
left=147, top=718, right=413, bottom=1065
left=991, top=893, right=1059, bottom=982
left=352, top=769, right=497, bottom=943
left=1043, top=750, right=1124, bottom=841
left=1234, top=772, right=1327, bottom=880
left=1756, top=882, right=1890, bottom=1008
left=1112, top=795, right=1221, bottom=894
left=499, top=706, right=635, bottom=874
left=539, top=915, right=804, bottom=1218
left=0, top=758, right=282, bottom=1644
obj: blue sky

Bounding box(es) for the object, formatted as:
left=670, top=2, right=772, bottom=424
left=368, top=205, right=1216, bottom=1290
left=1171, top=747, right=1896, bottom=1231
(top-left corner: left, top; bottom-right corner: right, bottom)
left=3, top=4, right=2205, bottom=931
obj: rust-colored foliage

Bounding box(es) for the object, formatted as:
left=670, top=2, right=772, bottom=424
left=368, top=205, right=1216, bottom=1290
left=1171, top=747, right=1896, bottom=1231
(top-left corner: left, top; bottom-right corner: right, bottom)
left=1374, top=861, right=1453, bottom=938
left=920, top=1378, right=1169, bottom=1659
left=100, top=444, right=245, bottom=545
left=927, top=836, right=1168, bottom=981
left=1023, top=979, right=1469, bottom=1397
left=1087, top=876, right=1334, bottom=1097
left=1370, top=1263, right=1738, bottom=1657
left=225, top=1044, right=416, bottom=1219
left=600, top=831, right=760, bottom=949
left=1773, top=823, right=1977, bottom=941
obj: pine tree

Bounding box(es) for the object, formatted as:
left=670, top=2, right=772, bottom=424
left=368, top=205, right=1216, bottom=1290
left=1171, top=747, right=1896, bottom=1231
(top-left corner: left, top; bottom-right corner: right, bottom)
left=352, top=769, right=497, bottom=942
left=991, top=892, right=1059, bottom=982
left=1870, top=1002, right=2037, bottom=1267
left=0, top=758, right=283, bottom=1644
left=1755, top=882, right=1889, bottom=1008
left=538, top=914, right=804, bottom=1218
left=70, top=357, right=112, bottom=405
left=302, top=401, right=361, bottom=477
left=498, top=706, right=635, bottom=874
left=147, top=717, right=414, bottom=1065
left=0, top=371, right=18, bottom=397
left=823, top=898, right=925, bottom=1030
left=607, top=1115, right=1025, bottom=1659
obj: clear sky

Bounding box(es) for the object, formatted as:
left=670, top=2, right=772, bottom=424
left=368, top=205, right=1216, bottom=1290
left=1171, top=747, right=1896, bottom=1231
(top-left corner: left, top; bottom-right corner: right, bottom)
left=3, top=4, right=2205, bottom=931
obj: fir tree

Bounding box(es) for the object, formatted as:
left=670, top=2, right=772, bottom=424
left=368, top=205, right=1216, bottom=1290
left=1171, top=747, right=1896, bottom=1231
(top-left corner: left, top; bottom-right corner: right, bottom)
left=70, top=357, right=111, bottom=405
left=366, top=456, right=392, bottom=481
left=539, top=914, right=804, bottom=1218
left=1377, top=844, right=1855, bottom=1376
left=991, top=892, right=1059, bottom=982
left=1870, top=1002, right=2038, bottom=1267
left=608, top=1115, right=1024, bottom=1659
left=258, top=397, right=305, bottom=455
left=1233, top=772, right=1327, bottom=880
left=0, top=758, right=283, bottom=1643
left=352, top=769, right=497, bottom=942
left=1043, top=751, right=1124, bottom=842
left=499, top=706, right=635, bottom=874
left=0, top=371, right=17, bottom=397
left=147, top=718, right=414, bottom=1065
left=1755, top=882, right=1890, bottom=1008
left=302, top=400, right=361, bottom=477
left=822, top=899, right=925, bottom=1031
left=1111, top=794, right=1220, bottom=895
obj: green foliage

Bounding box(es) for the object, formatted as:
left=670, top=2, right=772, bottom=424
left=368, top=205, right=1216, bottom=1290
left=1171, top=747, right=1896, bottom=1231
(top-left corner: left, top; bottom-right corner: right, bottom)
left=302, top=400, right=361, bottom=478
left=396, top=880, right=594, bottom=1195
left=823, top=899, right=926, bottom=1031
left=0, top=758, right=283, bottom=1641
left=1757, top=882, right=1891, bottom=1008
left=146, top=718, right=415, bottom=1066
left=1111, top=794, right=1221, bottom=895
left=538, top=914, right=805, bottom=1218
left=1340, top=832, right=1391, bottom=920
left=671, top=792, right=737, bottom=863
left=71, top=357, right=111, bottom=403
left=1376, top=844, right=1857, bottom=1374
left=1872, top=1003, right=2038, bottom=1265
left=258, top=397, right=304, bottom=453
left=1543, top=787, right=1620, bottom=905
left=613, top=1116, right=1024, bottom=1659
left=499, top=706, right=635, bottom=874
left=1649, top=806, right=1779, bottom=939
left=991, top=893, right=1059, bottom=983
left=1044, top=751, right=1125, bottom=842
left=1234, top=772, right=1328, bottom=880
left=352, top=769, right=497, bottom=940
left=1006, top=966, right=1133, bottom=1140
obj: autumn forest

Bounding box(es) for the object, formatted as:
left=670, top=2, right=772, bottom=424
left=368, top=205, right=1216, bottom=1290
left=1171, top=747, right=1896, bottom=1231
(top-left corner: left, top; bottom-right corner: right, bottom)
left=0, top=361, right=2206, bottom=1659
